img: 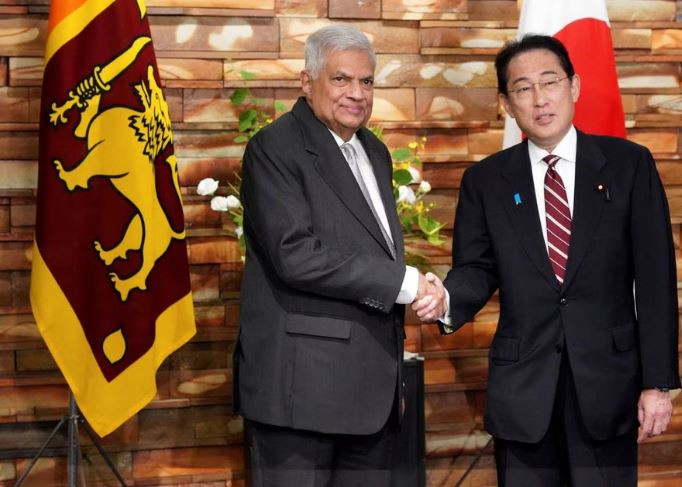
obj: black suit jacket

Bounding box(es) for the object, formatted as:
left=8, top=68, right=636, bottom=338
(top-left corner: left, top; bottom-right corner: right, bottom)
left=443, top=131, right=680, bottom=442
left=234, top=97, right=407, bottom=435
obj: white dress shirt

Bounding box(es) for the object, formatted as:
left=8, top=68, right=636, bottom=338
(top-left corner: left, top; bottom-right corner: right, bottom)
left=329, top=129, right=418, bottom=304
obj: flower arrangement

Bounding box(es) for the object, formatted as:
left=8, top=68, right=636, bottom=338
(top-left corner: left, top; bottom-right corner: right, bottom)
left=197, top=72, right=444, bottom=268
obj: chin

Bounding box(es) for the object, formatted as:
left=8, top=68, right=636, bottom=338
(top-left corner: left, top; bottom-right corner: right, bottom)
left=338, top=118, right=365, bottom=131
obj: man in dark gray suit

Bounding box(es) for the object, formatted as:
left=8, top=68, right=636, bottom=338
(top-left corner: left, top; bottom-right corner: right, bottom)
left=233, top=25, right=443, bottom=487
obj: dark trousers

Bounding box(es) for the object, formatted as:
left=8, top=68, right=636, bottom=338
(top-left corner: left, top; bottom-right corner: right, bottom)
left=494, top=352, right=638, bottom=486
left=244, top=417, right=398, bottom=487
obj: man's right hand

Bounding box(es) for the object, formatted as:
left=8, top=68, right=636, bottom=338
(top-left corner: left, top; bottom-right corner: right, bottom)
left=412, top=272, right=446, bottom=323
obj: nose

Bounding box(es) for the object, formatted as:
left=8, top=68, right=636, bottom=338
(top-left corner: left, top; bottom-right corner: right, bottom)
left=532, top=84, right=548, bottom=106
left=346, top=79, right=364, bottom=99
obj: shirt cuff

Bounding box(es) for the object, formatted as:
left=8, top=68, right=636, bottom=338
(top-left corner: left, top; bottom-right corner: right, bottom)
left=439, top=288, right=453, bottom=326
left=395, top=266, right=419, bottom=304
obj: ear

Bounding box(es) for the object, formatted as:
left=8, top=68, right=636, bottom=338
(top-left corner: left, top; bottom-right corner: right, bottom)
left=300, top=70, right=312, bottom=97
left=499, top=93, right=515, bottom=119
left=570, top=73, right=581, bottom=103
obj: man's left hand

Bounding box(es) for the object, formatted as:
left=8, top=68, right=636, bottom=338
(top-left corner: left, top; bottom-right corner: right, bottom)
left=637, top=388, right=673, bottom=443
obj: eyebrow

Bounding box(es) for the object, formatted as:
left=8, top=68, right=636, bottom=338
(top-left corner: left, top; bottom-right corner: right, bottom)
left=332, top=70, right=374, bottom=81
left=510, top=70, right=560, bottom=85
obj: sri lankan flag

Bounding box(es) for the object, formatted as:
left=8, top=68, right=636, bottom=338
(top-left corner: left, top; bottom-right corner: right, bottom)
left=30, top=0, right=195, bottom=436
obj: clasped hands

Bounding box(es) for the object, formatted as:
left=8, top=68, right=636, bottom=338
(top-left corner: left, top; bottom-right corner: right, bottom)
left=411, top=272, right=447, bottom=323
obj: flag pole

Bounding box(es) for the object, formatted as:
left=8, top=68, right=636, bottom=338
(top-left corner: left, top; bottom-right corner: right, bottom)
left=13, top=390, right=127, bottom=487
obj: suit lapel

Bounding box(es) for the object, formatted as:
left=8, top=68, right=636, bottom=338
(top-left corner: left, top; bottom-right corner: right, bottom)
left=561, top=132, right=608, bottom=290
left=501, top=141, right=560, bottom=291
left=358, top=129, right=403, bottom=259
left=292, top=98, right=396, bottom=259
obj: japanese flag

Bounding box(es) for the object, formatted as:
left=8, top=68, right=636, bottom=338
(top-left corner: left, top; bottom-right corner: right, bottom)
left=502, top=0, right=626, bottom=148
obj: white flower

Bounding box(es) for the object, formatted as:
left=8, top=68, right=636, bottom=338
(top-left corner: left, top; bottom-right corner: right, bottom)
left=419, top=181, right=431, bottom=193
left=235, top=226, right=243, bottom=238
left=226, top=195, right=242, bottom=209
left=197, top=178, right=219, bottom=196
left=397, top=185, right=416, bottom=204
left=407, top=166, right=421, bottom=183
left=210, top=196, right=230, bottom=212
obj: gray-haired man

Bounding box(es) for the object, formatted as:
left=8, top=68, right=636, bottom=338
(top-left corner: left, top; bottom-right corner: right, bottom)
left=233, top=24, right=444, bottom=487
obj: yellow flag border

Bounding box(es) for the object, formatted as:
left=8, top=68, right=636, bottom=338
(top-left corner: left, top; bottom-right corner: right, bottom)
left=30, top=242, right=196, bottom=437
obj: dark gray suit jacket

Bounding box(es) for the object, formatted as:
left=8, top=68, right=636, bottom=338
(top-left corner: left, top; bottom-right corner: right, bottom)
left=234, top=97, right=407, bottom=435
left=443, top=132, right=680, bottom=442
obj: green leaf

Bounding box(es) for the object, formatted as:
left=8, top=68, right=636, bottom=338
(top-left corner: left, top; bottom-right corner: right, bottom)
left=234, top=134, right=249, bottom=143
left=274, top=101, right=288, bottom=112
left=392, top=148, right=412, bottom=162
left=427, top=234, right=445, bottom=246
left=239, top=109, right=258, bottom=132
left=231, top=213, right=243, bottom=226
left=393, top=169, right=413, bottom=186
left=400, top=214, right=417, bottom=230
left=240, top=70, right=256, bottom=81
left=418, top=214, right=443, bottom=236
left=230, top=88, right=247, bottom=105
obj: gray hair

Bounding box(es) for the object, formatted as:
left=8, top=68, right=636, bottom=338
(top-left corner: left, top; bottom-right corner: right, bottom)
left=304, top=25, right=376, bottom=79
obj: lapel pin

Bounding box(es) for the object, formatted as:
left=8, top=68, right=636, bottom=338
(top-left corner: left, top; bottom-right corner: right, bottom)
left=596, top=183, right=610, bottom=202
left=513, top=193, right=522, bottom=206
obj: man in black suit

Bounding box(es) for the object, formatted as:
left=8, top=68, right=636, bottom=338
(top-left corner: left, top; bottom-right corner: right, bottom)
left=415, top=35, right=680, bottom=485
left=234, top=25, right=442, bottom=487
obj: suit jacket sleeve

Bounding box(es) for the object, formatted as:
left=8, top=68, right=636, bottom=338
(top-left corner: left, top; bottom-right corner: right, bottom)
left=442, top=166, right=499, bottom=331
left=630, top=146, right=681, bottom=389
left=240, top=130, right=405, bottom=313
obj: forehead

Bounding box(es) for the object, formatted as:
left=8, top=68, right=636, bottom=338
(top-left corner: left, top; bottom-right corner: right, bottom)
left=321, top=49, right=375, bottom=74
left=507, top=49, right=565, bottom=82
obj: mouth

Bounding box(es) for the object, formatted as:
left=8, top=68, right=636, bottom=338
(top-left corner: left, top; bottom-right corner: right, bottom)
left=342, top=105, right=365, bottom=116
left=535, top=113, right=555, bottom=125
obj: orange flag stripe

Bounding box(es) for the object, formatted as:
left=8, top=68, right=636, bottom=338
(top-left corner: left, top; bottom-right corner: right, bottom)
left=47, top=0, right=88, bottom=35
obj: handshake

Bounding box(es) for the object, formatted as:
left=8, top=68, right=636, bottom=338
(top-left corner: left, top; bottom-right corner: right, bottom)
left=412, top=272, right=447, bottom=323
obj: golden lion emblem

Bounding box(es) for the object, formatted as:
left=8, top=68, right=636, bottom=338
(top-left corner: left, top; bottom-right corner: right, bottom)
left=50, top=37, right=185, bottom=302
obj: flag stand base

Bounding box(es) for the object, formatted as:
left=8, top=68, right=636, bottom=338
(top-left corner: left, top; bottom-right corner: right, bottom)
left=14, top=391, right=127, bottom=487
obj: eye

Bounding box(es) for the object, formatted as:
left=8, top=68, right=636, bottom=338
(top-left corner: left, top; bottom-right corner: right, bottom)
left=363, top=79, right=374, bottom=86
left=516, top=86, right=531, bottom=94
left=542, top=79, right=559, bottom=88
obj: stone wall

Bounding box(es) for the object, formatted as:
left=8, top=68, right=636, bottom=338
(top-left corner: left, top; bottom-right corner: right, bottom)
left=0, top=0, right=681, bottom=485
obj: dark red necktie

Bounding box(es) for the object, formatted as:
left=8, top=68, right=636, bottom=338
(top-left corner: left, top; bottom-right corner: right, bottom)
left=543, top=155, right=571, bottom=284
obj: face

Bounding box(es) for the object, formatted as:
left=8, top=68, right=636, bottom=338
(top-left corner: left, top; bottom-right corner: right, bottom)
left=500, top=49, right=580, bottom=152
left=301, top=49, right=374, bottom=141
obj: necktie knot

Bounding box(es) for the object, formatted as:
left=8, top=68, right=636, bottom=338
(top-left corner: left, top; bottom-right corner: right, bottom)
left=543, top=154, right=560, bottom=170
left=341, top=143, right=356, bottom=162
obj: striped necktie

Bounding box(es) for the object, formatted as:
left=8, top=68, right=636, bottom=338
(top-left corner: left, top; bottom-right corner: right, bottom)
left=543, top=154, right=571, bottom=284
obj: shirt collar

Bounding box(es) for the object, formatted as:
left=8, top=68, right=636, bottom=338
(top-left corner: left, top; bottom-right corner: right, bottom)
left=528, top=125, right=577, bottom=165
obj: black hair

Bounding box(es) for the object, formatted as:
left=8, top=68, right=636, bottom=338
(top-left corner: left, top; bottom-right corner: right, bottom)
left=495, top=34, right=575, bottom=96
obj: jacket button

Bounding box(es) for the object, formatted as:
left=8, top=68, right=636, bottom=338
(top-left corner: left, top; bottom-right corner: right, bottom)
left=559, top=298, right=567, bottom=306
left=555, top=343, right=563, bottom=353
